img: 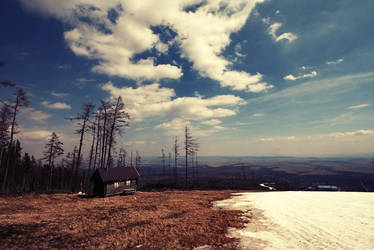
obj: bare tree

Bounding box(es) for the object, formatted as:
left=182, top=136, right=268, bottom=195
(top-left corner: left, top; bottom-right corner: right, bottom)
left=87, top=115, right=98, bottom=172
left=2, top=88, right=29, bottom=191
left=184, top=126, right=198, bottom=186
left=161, top=148, right=166, bottom=176
left=73, top=103, right=95, bottom=176
left=106, top=96, right=130, bottom=169
left=135, top=151, right=141, bottom=172
left=43, top=132, right=64, bottom=190
left=130, top=151, right=133, bottom=167
left=168, top=152, right=171, bottom=173
left=174, top=136, right=179, bottom=185
left=99, top=101, right=109, bottom=168
left=117, top=148, right=127, bottom=167
left=0, top=103, right=11, bottom=151
left=93, top=111, right=102, bottom=169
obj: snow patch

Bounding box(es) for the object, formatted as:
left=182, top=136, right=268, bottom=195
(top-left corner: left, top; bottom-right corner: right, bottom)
left=215, top=191, right=374, bottom=250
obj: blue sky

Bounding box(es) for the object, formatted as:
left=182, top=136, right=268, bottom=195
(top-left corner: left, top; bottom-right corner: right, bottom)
left=1, top=0, right=373, bottom=157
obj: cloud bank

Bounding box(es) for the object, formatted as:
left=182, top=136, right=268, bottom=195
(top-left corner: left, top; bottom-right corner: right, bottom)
left=20, top=0, right=272, bottom=92
left=101, top=81, right=247, bottom=122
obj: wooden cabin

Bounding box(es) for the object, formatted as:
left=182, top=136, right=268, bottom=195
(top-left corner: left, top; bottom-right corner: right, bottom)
left=91, top=167, right=140, bottom=196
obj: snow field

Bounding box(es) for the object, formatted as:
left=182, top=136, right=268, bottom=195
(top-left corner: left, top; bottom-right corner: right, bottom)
left=215, top=191, right=374, bottom=250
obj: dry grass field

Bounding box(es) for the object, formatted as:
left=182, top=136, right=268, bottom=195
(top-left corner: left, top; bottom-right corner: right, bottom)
left=0, top=190, right=251, bottom=249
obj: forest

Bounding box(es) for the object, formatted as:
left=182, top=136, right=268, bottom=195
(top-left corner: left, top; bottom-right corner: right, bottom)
left=0, top=69, right=200, bottom=194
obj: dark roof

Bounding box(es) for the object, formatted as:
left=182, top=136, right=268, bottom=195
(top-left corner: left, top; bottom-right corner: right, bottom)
left=92, top=167, right=140, bottom=183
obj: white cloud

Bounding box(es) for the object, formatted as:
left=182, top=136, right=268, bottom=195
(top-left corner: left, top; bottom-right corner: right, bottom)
left=201, top=119, right=222, bottom=126
left=299, top=66, right=314, bottom=70
left=329, top=130, right=374, bottom=138
left=260, top=136, right=296, bottom=142
left=19, top=129, right=52, bottom=141
left=41, top=101, right=72, bottom=110
left=250, top=72, right=374, bottom=104
left=51, top=91, right=69, bottom=97
left=20, top=0, right=272, bottom=92
left=101, top=81, right=246, bottom=121
left=135, top=127, right=145, bottom=131
left=155, top=118, right=226, bottom=137
left=20, top=108, right=52, bottom=124
left=262, top=17, right=271, bottom=24
left=267, top=22, right=297, bottom=43
left=250, top=129, right=374, bottom=156
left=283, top=71, right=317, bottom=81
left=275, top=32, right=297, bottom=42
left=259, top=130, right=374, bottom=143
left=155, top=118, right=190, bottom=131
left=326, top=58, right=344, bottom=65
left=347, top=104, right=370, bottom=110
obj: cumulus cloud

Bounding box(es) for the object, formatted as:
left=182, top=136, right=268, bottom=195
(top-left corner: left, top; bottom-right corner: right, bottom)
left=19, top=129, right=52, bottom=141
left=20, top=108, right=52, bottom=124
left=155, top=118, right=226, bottom=137
left=155, top=118, right=190, bottom=131
left=283, top=71, right=317, bottom=81
left=347, top=104, right=370, bottom=110
left=201, top=119, right=222, bottom=126
left=41, top=101, right=72, bottom=109
left=101, top=81, right=246, bottom=121
left=267, top=22, right=297, bottom=43
left=326, top=58, right=344, bottom=65
left=20, top=0, right=272, bottom=92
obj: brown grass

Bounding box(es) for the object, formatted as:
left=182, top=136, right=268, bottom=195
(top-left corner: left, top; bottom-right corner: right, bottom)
left=0, top=190, right=249, bottom=249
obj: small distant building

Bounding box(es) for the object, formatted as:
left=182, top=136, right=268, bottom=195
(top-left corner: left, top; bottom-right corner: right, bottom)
left=316, top=185, right=339, bottom=191
left=91, top=167, right=140, bottom=196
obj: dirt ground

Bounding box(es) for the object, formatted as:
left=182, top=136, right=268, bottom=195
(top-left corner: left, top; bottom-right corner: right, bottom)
left=0, top=190, right=251, bottom=249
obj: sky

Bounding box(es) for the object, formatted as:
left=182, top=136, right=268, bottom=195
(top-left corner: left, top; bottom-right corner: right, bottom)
left=1, top=0, right=374, bottom=158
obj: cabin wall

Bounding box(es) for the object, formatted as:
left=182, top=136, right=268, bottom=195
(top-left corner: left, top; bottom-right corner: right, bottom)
left=105, top=179, right=137, bottom=196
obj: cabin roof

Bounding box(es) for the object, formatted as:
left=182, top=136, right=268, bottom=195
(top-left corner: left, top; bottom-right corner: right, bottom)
left=92, top=167, right=140, bottom=183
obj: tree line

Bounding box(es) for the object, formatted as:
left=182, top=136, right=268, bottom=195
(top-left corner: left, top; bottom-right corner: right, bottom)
left=0, top=62, right=200, bottom=193
left=157, top=126, right=200, bottom=188
left=0, top=68, right=136, bottom=193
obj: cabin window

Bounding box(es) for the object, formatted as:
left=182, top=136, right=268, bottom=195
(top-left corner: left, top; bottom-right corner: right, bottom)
left=114, top=182, right=119, bottom=188
left=126, top=180, right=131, bottom=186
